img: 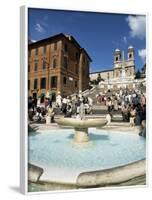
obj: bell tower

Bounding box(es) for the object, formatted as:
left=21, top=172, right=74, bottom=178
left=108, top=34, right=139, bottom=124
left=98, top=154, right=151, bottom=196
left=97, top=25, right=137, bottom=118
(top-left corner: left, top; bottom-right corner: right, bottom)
left=126, top=46, right=135, bottom=79
left=114, top=48, right=121, bottom=64
left=113, top=48, right=121, bottom=79
left=127, top=46, right=134, bottom=61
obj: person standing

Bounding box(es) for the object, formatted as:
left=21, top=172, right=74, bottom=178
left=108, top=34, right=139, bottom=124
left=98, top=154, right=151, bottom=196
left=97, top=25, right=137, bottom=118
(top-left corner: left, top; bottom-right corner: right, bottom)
left=129, top=106, right=136, bottom=126
left=62, top=96, right=67, bottom=115
left=56, top=92, right=62, bottom=108
left=106, top=97, right=112, bottom=113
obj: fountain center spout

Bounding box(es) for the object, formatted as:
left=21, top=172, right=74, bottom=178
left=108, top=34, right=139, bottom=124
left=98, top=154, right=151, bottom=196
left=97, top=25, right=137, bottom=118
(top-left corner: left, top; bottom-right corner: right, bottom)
left=80, top=102, right=85, bottom=120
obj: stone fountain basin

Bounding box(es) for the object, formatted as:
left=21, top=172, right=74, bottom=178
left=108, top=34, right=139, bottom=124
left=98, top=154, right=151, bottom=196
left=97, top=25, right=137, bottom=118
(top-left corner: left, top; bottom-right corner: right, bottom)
left=76, top=159, right=146, bottom=187
left=55, top=118, right=107, bottom=128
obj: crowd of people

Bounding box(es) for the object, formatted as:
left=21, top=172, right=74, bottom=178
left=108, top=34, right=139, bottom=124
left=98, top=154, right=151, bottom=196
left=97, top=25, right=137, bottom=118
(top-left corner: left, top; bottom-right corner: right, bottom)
left=97, top=89, right=146, bottom=127
left=28, top=92, right=93, bottom=123
left=28, top=88, right=146, bottom=128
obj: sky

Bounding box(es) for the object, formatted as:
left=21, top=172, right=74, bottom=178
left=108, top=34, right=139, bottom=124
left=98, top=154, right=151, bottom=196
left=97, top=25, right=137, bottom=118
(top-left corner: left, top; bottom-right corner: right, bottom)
left=28, top=8, right=146, bottom=73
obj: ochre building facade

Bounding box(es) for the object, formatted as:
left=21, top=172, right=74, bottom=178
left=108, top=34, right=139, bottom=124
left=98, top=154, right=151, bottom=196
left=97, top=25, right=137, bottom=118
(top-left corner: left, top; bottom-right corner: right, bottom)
left=28, top=33, right=91, bottom=98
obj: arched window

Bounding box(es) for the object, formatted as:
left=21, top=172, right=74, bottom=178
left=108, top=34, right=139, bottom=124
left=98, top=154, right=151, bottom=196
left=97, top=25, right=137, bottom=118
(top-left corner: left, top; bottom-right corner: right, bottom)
left=75, top=64, right=78, bottom=74
left=43, top=46, right=47, bottom=54
left=51, top=76, right=58, bottom=88
left=40, top=77, right=46, bottom=89
left=64, top=44, right=68, bottom=52
left=35, top=48, right=38, bottom=56
left=53, top=58, right=57, bottom=68
left=42, top=61, right=46, bottom=70
left=129, top=53, right=132, bottom=59
left=34, top=79, right=38, bottom=89
left=34, top=62, right=38, bottom=71
left=64, top=57, right=68, bottom=69
left=63, top=77, right=67, bottom=84
left=75, top=52, right=79, bottom=61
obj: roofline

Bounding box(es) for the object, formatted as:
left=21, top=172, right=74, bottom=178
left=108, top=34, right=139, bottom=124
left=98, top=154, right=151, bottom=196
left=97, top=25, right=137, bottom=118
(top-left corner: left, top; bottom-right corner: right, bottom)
left=81, top=48, right=92, bottom=62
left=28, top=33, right=64, bottom=47
left=90, top=69, right=113, bottom=74
left=28, top=33, right=92, bottom=62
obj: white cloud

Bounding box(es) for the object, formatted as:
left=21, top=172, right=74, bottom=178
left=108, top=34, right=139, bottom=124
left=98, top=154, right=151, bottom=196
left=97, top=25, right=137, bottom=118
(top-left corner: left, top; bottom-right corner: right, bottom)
left=31, top=39, right=37, bottom=43
left=122, top=36, right=127, bottom=44
left=138, top=49, right=146, bottom=62
left=35, top=23, right=45, bottom=33
left=126, top=16, right=146, bottom=39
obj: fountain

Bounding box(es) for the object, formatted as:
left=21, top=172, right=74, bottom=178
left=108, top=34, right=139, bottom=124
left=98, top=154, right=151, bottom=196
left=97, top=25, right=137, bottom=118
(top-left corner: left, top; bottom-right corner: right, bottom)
left=55, top=95, right=107, bottom=143
left=29, top=128, right=146, bottom=185
left=28, top=93, right=146, bottom=189
left=55, top=117, right=107, bottom=143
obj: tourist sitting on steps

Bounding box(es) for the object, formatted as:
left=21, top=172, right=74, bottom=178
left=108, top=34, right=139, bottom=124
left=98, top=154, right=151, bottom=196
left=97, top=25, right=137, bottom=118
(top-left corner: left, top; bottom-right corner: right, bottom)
left=35, top=107, right=46, bottom=123
left=106, top=97, right=112, bottom=112
left=47, top=105, right=55, bottom=123
left=64, top=104, right=72, bottom=118
left=129, top=106, right=136, bottom=127
left=121, top=105, right=129, bottom=122
left=106, top=112, right=112, bottom=125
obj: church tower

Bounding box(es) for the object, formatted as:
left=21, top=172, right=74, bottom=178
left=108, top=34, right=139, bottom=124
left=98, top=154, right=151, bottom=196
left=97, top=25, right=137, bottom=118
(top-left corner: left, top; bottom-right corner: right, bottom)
left=113, top=49, right=122, bottom=79
left=114, top=48, right=121, bottom=65
left=126, top=46, right=135, bottom=79
left=127, top=46, right=134, bottom=61
left=113, top=47, right=135, bottom=80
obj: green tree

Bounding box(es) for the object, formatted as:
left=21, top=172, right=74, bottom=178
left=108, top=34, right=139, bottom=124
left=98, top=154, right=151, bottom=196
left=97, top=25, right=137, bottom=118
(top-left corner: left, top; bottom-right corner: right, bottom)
left=135, top=69, right=141, bottom=79
left=97, top=73, right=102, bottom=83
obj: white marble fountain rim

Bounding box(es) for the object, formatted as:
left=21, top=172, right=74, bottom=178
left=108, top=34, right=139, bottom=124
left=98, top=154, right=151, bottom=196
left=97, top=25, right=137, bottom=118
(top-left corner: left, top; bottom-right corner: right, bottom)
left=32, top=159, right=145, bottom=184
left=39, top=166, right=91, bottom=183
left=31, top=128, right=145, bottom=184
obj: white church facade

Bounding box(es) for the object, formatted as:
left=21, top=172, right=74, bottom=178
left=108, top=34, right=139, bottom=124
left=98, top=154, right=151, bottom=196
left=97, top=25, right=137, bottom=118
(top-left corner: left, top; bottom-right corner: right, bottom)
left=90, top=46, right=144, bottom=90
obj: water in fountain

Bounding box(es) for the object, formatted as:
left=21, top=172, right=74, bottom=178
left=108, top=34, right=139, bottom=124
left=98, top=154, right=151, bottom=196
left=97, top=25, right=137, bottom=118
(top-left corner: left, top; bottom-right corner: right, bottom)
left=29, top=128, right=146, bottom=183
